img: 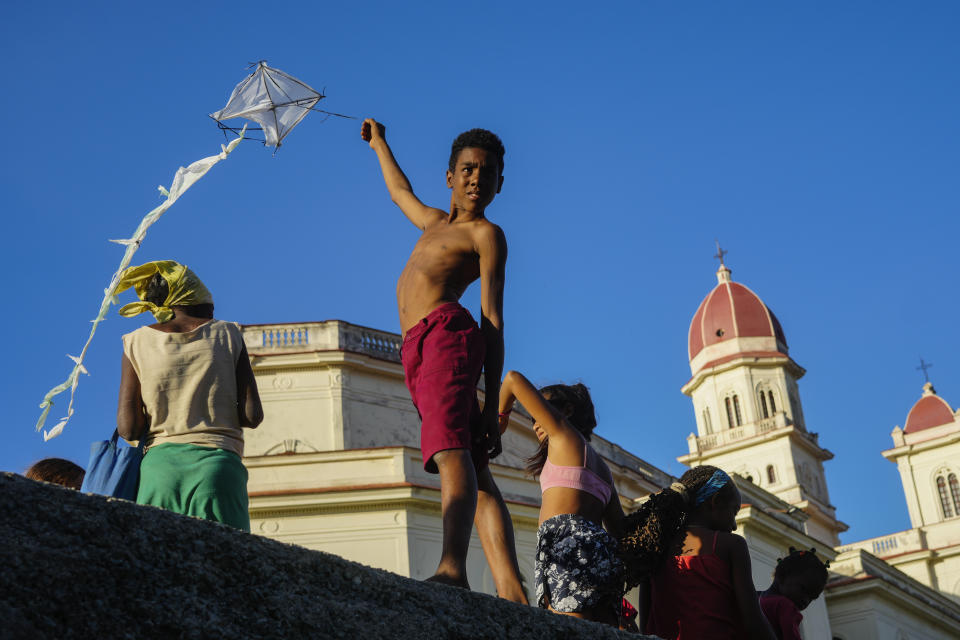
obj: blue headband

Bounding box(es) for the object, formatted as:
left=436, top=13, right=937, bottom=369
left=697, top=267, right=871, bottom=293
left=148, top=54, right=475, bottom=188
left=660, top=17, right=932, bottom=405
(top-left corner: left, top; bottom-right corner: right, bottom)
left=693, top=470, right=731, bottom=506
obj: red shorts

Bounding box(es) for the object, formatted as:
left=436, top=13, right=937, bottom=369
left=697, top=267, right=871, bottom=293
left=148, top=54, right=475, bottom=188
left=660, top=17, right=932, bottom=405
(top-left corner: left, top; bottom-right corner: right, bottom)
left=402, top=302, right=487, bottom=474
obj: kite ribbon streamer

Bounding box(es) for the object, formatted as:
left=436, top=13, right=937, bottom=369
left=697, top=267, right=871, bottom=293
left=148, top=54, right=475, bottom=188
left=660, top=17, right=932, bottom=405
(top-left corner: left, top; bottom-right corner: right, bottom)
left=35, top=127, right=246, bottom=441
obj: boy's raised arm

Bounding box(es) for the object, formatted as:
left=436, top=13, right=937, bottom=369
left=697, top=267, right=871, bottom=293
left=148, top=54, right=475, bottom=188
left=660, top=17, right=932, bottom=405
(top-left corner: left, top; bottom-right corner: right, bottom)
left=361, top=118, right=445, bottom=230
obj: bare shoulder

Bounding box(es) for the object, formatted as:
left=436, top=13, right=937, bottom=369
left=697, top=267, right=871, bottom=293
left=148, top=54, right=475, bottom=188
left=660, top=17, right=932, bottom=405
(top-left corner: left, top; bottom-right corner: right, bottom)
left=472, top=219, right=507, bottom=250
left=716, top=531, right=749, bottom=560
left=421, top=207, right=449, bottom=229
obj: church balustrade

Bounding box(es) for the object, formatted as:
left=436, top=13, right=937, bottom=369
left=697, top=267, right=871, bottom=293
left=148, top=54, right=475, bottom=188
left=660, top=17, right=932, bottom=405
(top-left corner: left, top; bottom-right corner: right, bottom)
left=242, top=321, right=402, bottom=363
left=836, top=529, right=924, bottom=557
left=692, top=411, right=791, bottom=452
left=338, top=325, right=402, bottom=363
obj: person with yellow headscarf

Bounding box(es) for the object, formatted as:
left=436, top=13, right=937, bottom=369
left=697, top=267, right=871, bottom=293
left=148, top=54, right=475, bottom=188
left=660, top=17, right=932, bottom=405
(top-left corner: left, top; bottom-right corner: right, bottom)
left=116, top=260, right=263, bottom=531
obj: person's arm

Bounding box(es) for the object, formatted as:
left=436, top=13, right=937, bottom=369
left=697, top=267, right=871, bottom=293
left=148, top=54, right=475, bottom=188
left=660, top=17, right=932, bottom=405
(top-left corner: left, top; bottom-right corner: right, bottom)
left=727, top=534, right=778, bottom=640
left=603, top=489, right=626, bottom=538
left=636, top=578, right=652, bottom=634
left=498, top=371, right=581, bottom=448
left=236, top=345, right=263, bottom=429
left=478, top=223, right=508, bottom=458
left=117, top=354, right=147, bottom=442
left=361, top=118, right=446, bottom=230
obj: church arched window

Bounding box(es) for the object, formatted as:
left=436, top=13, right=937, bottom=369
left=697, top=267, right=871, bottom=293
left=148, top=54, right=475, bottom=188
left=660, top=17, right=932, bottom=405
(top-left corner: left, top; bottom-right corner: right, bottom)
left=702, top=407, right=713, bottom=434
left=937, top=475, right=954, bottom=518
left=725, top=395, right=742, bottom=428
left=759, top=391, right=769, bottom=419
left=767, top=390, right=776, bottom=413
left=950, top=473, right=960, bottom=515
left=766, top=465, right=776, bottom=485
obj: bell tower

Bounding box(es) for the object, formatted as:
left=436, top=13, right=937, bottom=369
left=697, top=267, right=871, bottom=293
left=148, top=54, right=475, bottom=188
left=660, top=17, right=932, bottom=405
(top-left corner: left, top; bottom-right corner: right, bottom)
left=884, top=381, right=960, bottom=528
left=678, top=257, right=847, bottom=545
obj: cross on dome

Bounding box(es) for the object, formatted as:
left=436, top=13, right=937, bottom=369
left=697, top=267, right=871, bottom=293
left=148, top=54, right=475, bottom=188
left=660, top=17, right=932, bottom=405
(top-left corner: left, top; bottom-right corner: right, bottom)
left=714, top=240, right=731, bottom=284
left=714, top=240, right=728, bottom=266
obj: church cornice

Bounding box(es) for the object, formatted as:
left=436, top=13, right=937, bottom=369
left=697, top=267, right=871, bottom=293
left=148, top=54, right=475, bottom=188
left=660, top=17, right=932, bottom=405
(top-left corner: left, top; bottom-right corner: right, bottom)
left=682, top=352, right=805, bottom=396
left=249, top=483, right=542, bottom=527
left=883, top=430, right=960, bottom=461
left=736, top=504, right=836, bottom=556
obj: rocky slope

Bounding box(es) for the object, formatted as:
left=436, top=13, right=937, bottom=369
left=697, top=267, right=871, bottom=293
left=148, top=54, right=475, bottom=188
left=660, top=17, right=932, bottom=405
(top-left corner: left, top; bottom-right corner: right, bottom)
left=0, top=472, right=654, bottom=639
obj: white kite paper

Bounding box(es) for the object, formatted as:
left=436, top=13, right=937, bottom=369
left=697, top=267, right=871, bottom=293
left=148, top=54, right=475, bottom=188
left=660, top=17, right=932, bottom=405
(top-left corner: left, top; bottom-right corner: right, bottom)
left=35, top=128, right=246, bottom=440
left=211, top=61, right=351, bottom=147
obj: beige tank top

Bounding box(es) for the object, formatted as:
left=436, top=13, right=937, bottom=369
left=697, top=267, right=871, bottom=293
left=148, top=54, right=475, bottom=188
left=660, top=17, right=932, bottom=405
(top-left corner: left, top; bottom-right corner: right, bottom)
left=122, top=319, right=245, bottom=457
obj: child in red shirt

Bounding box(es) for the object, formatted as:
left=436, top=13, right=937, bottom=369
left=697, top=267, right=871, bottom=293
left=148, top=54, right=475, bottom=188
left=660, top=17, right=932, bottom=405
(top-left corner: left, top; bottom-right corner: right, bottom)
left=639, top=466, right=777, bottom=640
left=759, top=548, right=829, bottom=640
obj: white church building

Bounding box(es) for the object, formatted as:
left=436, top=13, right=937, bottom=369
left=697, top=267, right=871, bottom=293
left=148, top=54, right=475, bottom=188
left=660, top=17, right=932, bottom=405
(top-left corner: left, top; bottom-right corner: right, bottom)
left=239, top=261, right=960, bottom=639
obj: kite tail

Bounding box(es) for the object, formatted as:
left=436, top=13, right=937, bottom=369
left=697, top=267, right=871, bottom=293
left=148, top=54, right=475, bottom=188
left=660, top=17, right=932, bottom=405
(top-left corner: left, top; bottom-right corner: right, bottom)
left=35, top=126, right=247, bottom=441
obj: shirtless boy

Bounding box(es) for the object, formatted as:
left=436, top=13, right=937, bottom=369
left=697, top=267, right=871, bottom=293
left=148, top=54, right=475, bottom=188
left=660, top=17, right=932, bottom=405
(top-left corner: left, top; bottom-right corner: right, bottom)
left=362, top=118, right=526, bottom=602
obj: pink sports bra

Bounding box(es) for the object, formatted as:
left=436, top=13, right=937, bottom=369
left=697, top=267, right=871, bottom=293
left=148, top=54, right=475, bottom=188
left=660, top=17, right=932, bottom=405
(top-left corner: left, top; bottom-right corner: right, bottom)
left=539, top=444, right=613, bottom=505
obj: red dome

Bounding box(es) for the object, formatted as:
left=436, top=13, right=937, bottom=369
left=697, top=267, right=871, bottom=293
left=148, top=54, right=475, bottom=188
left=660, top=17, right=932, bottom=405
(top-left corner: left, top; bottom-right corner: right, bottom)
left=904, top=385, right=955, bottom=433
left=688, top=265, right=788, bottom=361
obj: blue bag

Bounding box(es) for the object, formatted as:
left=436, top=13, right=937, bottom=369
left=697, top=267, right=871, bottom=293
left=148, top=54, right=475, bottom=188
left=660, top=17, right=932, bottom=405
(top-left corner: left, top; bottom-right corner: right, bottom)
left=80, top=429, right=144, bottom=500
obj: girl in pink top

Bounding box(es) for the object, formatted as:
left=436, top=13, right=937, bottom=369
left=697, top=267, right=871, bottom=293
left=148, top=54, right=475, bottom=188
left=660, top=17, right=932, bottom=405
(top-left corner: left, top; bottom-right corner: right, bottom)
left=643, top=466, right=777, bottom=640
left=759, top=548, right=829, bottom=640
left=498, top=371, right=625, bottom=626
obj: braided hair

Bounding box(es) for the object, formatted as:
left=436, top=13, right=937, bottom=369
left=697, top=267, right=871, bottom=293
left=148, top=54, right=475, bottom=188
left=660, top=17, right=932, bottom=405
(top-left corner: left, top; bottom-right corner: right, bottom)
left=524, top=383, right=596, bottom=476
left=620, top=483, right=689, bottom=590
left=618, top=465, right=736, bottom=589
left=774, top=547, right=829, bottom=584
left=679, top=465, right=730, bottom=497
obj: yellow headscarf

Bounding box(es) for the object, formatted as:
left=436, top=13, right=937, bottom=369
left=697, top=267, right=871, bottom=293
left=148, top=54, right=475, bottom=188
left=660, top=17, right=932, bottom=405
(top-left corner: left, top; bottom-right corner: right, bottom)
left=116, top=260, right=213, bottom=323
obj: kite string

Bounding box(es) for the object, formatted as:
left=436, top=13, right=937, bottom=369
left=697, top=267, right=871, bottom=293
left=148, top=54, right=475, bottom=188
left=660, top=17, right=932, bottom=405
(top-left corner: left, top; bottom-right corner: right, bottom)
left=35, top=126, right=247, bottom=441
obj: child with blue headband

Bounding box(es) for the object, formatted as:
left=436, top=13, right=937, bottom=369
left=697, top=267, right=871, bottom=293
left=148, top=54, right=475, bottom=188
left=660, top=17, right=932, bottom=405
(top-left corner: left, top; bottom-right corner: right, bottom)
left=643, top=466, right=776, bottom=639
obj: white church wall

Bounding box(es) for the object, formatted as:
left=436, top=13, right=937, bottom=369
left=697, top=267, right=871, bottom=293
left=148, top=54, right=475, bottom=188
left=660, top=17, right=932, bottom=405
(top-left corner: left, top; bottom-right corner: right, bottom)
left=245, top=365, right=342, bottom=455
left=828, top=590, right=959, bottom=640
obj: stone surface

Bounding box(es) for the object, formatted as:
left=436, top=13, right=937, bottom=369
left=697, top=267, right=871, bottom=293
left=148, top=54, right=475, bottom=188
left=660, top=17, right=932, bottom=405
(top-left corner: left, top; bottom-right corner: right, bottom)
left=0, top=472, right=651, bottom=639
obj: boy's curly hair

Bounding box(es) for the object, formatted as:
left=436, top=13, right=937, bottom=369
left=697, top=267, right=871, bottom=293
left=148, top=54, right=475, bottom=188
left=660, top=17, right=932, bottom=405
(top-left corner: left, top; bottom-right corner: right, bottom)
left=774, top=547, right=829, bottom=584
left=449, top=128, right=505, bottom=175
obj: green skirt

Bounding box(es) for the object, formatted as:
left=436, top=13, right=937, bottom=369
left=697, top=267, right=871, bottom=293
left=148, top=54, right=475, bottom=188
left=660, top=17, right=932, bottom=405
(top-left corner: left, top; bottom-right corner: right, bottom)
left=137, top=443, right=250, bottom=532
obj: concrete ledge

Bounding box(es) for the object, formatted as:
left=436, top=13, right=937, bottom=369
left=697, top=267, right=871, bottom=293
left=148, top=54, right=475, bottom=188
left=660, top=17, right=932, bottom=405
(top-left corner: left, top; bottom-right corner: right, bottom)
left=0, top=472, right=652, bottom=639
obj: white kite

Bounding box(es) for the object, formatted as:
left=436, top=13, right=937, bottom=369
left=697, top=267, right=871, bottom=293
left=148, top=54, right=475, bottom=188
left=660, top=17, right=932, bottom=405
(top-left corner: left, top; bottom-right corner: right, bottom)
left=210, top=61, right=354, bottom=148
left=35, top=129, right=246, bottom=441
left=37, top=62, right=347, bottom=440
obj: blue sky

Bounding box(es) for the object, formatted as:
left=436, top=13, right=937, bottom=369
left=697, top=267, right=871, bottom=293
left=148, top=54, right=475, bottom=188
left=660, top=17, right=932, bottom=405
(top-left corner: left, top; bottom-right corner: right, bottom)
left=3, top=1, right=958, bottom=544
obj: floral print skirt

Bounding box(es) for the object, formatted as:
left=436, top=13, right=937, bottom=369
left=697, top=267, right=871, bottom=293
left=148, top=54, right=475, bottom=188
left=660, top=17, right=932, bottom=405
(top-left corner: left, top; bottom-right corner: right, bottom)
left=535, top=513, right=624, bottom=614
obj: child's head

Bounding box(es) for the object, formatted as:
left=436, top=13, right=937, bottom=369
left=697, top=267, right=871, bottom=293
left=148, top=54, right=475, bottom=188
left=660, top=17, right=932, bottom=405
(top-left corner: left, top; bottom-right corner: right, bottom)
left=679, top=466, right=741, bottom=532
left=619, top=483, right=690, bottom=590
left=524, top=383, right=596, bottom=476
left=448, top=128, right=505, bottom=177
left=446, top=129, right=505, bottom=213
left=541, top=383, right=596, bottom=439
left=772, top=547, right=829, bottom=611
left=143, top=272, right=214, bottom=321
left=25, top=458, right=85, bottom=489
left=117, top=261, right=214, bottom=323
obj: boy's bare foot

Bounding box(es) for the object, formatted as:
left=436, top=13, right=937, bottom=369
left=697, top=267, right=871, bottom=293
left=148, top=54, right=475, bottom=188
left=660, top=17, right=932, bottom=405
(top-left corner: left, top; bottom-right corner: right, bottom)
left=425, top=573, right=471, bottom=590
